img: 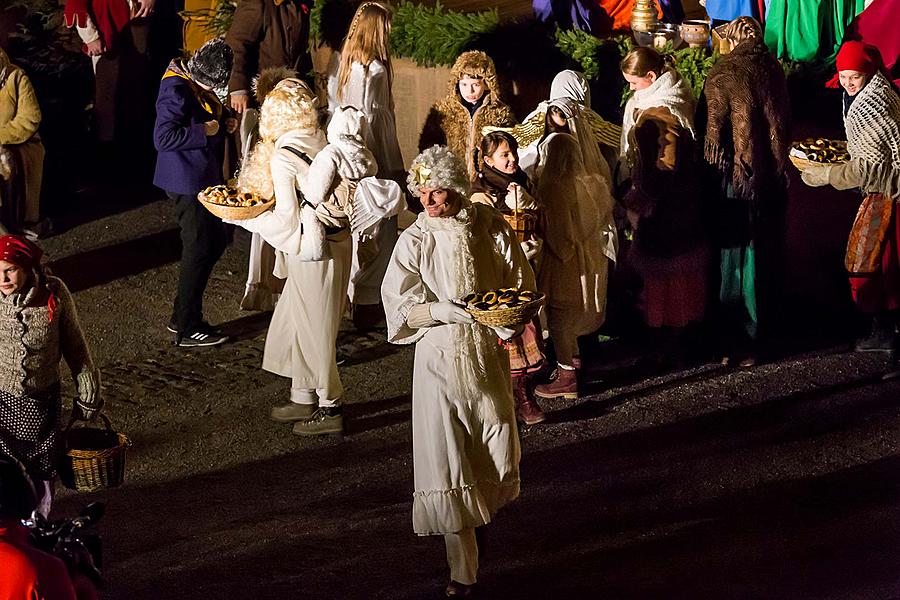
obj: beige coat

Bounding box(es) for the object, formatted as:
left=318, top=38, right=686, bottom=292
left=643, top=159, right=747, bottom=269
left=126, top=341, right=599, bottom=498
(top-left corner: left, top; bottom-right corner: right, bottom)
left=0, top=49, right=44, bottom=228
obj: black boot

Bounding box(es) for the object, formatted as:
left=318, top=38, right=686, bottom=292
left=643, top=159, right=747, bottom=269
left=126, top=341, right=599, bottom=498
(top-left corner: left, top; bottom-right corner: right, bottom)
left=854, top=314, right=896, bottom=352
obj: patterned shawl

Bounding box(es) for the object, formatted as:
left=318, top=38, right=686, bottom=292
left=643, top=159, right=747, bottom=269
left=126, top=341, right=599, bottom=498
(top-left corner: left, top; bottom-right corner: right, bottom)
left=701, top=38, right=791, bottom=204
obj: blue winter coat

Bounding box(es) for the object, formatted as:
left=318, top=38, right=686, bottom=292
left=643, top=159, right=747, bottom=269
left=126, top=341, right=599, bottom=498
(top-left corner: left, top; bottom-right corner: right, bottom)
left=152, top=72, right=226, bottom=195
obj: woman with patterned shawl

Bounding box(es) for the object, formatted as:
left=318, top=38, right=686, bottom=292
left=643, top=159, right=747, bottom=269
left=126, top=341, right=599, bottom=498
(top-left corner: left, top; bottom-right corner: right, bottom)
left=801, top=41, right=900, bottom=352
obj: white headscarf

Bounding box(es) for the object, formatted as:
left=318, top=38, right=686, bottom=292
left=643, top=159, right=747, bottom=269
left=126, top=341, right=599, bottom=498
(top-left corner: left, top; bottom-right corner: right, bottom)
left=550, top=69, right=591, bottom=106
left=620, top=69, right=696, bottom=161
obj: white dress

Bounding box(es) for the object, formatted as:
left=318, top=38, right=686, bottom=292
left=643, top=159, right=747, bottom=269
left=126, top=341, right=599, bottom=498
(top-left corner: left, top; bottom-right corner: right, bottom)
left=382, top=202, right=534, bottom=535
left=328, top=55, right=404, bottom=307
left=235, top=129, right=351, bottom=399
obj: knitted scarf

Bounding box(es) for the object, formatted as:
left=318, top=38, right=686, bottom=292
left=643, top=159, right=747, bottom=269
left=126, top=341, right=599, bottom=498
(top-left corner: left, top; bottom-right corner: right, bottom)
left=470, top=164, right=531, bottom=211
left=621, top=69, right=696, bottom=161
left=702, top=38, right=790, bottom=204
left=844, top=72, right=900, bottom=199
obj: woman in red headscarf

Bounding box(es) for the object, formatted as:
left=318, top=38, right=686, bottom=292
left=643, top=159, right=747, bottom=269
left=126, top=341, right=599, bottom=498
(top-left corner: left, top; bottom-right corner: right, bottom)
left=801, top=41, right=900, bottom=352
left=0, top=235, right=101, bottom=515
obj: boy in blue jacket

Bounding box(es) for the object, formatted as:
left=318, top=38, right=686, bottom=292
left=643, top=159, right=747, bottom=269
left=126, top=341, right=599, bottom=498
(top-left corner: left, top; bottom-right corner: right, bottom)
left=153, top=38, right=236, bottom=347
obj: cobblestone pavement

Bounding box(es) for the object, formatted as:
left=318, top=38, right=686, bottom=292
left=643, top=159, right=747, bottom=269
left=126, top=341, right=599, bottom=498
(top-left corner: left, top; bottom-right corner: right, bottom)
left=40, top=191, right=900, bottom=599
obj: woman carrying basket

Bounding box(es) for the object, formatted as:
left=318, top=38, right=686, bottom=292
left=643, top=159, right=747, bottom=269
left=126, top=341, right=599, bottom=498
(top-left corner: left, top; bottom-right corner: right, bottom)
left=0, top=235, right=101, bottom=516
left=471, top=131, right=546, bottom=425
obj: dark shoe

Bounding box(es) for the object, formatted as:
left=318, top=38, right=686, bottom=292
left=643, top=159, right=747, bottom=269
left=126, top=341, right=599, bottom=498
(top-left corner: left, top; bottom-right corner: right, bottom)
left=169, top=320, right=221, bottom=335
left=534, top=366, right=578, bottom=400
left=177, top=329, right=229, bottom=347
left=292, top=406, right=343, bottom=436
left=513, top=376, right=545, bottom=425
left=270, top=402, right=317, bottom=423
left=445, top=581, right=475, bottom=598
left=738, top=355, right=757, bottom=368
left=854, top=324, right=896, bottom=352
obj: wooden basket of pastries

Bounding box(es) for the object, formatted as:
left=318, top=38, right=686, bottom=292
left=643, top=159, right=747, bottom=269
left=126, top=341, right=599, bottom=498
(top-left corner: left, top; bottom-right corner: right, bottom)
left=789, top=138, right=850, bottom=170
left=198, top=185, right=273, bottom=220
left=463, top=288, right=544, bottom=327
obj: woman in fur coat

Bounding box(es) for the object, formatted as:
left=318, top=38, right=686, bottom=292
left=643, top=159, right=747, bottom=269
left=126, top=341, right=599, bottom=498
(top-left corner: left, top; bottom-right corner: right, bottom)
left=801, top=41, right=900, bottom=352
left=696, top=16, right=790, bottom=367
left=234, top=79, right=350, bottom=437
left=419, top=50, right=516, bottom=179
left=620, top=47, right=709, bottom=364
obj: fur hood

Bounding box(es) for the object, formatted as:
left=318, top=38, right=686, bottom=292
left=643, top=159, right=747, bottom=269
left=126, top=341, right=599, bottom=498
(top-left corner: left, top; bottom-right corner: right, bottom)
left=419, top=51, right=516, bottom=178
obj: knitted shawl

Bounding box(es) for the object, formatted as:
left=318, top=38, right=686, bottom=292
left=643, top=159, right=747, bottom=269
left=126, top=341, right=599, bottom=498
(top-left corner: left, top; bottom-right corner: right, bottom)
left=702, top=38, right=790, bottom=203
left=844, top=71, right=900, bottom=199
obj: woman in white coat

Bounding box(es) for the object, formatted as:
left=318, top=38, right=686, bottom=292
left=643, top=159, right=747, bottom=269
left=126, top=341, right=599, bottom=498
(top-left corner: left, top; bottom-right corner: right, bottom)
left=236, top=79, right=350, bottom=437
left=328, top=1, right=404, bottom=331
left=382, top=145, right=534, bottom=597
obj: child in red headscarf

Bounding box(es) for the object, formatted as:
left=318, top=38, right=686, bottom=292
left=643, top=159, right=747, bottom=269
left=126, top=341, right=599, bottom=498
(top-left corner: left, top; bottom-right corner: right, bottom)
left=801, top=41, right=900, bottom=352
left=0, top=235, right=100, bottom=516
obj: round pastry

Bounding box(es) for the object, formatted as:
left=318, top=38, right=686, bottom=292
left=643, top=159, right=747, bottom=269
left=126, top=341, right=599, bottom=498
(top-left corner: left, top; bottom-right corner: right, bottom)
left=498, top=290, right=517, bottom=304
left=482, top=291, right=498, bottom=306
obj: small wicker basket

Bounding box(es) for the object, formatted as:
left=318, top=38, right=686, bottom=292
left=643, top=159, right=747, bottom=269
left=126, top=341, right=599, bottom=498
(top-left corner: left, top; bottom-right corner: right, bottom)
left=198, top=196, right=275, bottom=220
left=468, top=293, right=544, bottom=327
left=59, top=414, right=130, bottom=493
left=503, top=211, right=537, bottom=243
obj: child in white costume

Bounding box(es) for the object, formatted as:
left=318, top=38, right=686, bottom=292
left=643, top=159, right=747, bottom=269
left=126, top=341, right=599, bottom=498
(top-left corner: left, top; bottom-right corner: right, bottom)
left=327, top=1, right=405, bottom=329
left=382, top=145, right=533, bottom=596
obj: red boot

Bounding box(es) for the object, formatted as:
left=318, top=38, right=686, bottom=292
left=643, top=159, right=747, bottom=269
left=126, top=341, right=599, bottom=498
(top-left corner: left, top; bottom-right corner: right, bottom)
left=533, top=365, right=578, bottom=400
left=513, top=375, right=545, bottom=425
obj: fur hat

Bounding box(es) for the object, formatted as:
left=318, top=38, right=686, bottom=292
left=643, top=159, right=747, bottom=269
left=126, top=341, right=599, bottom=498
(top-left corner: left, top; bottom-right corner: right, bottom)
left=407, top=145, right=469, bottom=198
left=188, top=38, right=233, bottom=89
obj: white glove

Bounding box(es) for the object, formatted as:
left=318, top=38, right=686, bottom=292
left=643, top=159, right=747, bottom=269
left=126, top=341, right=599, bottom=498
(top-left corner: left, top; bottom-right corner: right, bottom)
left=429, top=301, right=474, bottom=325
left=491, top=324, right=523, bottom=340
left=800, top=164, right=833, bottom=187
left=74, top=370, right=102, bottom=421
left=521, top=238, right=542, bottom=260
left=504, top=184, right=521, bottom=211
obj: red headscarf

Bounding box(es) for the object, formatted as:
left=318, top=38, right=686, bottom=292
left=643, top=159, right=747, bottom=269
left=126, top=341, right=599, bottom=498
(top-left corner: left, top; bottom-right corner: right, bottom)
left=827, top=41, right=883, bottom=88
left=0, top=235, right=56, bottom=320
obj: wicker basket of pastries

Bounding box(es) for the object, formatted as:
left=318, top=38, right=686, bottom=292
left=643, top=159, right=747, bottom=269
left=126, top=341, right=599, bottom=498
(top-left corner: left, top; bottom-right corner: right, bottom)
left=502, top=210, right=538, bottom=243
left=789, top=138, right=850, bottom=170
left=463, top=288, right=544, bottom=327
left=198, top=185, right=273, bottom=220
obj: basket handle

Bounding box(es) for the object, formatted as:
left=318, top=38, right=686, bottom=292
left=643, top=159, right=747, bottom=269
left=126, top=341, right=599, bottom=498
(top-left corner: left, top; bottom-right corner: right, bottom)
left=65, top=412, right=113, bottom=434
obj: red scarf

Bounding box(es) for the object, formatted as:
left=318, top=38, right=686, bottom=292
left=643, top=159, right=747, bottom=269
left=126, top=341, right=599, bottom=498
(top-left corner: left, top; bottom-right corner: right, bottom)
left=0, top=235, right=57, bottom=321
left=64, top=0, right=131, bottom=52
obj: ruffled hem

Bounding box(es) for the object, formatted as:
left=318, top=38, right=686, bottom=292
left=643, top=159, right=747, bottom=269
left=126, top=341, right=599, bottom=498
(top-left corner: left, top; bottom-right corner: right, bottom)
left=412, top=479, right=520, bottom=535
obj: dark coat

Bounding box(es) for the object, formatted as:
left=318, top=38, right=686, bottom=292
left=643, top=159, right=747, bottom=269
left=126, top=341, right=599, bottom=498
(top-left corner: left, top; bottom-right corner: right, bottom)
left=224, top=0, right=310, bottom=96
left=152, top=73, right=226, bottom=195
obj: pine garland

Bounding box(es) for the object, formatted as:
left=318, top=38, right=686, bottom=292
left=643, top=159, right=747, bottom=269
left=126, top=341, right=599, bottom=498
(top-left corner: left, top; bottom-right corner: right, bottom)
left=390, top=1, right=499, bottom=68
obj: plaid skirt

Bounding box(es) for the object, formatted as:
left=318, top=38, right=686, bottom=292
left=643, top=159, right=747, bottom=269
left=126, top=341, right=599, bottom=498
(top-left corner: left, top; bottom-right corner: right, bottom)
left=0, top=385, right=62, bottom=480
left=503, top=320, right=545, bottom=374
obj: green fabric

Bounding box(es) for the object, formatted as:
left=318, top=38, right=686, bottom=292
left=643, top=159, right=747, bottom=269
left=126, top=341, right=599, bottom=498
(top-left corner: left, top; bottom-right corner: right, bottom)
left=720, top=244, right=758, bottom=339
left=764, top=0, right=866, bottom=62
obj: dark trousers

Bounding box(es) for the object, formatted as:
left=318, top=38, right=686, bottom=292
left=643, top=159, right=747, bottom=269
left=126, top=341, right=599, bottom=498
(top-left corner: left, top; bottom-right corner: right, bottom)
left=169, top=192, right=227, bottom=333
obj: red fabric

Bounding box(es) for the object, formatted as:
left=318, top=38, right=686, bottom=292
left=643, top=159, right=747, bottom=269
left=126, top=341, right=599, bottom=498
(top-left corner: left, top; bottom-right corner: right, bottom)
left=0, top=234, right=42, bottom=271
left=0, top=520, right=77, bottom=600
left=826, top=41, right=884, bottom=88
left=849, top=208, right=900, bottom=313
left=843, top=0, right=900, bottom=87
left=637, top=245, right=709, bottom=328
left=64, top=0, right=131, bottom=52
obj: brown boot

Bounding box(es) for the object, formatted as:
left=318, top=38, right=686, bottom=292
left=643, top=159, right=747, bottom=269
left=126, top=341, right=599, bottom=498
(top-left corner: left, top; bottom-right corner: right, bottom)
left=513, top=375, right=545, bottom=425
left=533, top=365, right=578, bottom=400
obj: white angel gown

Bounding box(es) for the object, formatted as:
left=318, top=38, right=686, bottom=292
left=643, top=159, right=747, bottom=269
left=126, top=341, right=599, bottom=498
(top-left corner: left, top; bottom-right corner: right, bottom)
left=382, top=201, right=535, bottom=536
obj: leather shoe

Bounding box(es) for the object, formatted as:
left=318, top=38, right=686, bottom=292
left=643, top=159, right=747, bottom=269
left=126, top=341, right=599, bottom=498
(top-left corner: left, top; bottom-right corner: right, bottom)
left=270, top=402, right=317, bottom=422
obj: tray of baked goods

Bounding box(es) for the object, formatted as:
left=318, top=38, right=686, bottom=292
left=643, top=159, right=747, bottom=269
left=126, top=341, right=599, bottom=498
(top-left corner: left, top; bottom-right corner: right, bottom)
left=789, top=138, right=850, bottom=170
left=198, top=185, right=273, bottom=220
left=463, top=288, right=544, bottom=327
